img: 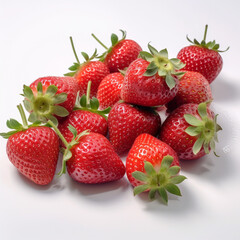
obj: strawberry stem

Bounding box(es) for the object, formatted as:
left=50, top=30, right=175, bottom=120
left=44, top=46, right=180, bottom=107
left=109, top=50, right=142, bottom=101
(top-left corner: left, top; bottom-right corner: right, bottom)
left=203, top=24, right=208, bottom=42
left=70, top=36, right=80, bottom=64
left=91, top=33, right=108, bottom=50
left=86, top=81, right=92, bottom=108
left=17, top=104, right=28, bottom=129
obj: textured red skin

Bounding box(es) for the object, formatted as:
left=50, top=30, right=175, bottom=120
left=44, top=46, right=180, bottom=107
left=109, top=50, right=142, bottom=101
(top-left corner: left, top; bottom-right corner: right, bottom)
left=58, top=110, right=108, bottom=146
left=159, top=103, right=214, bottom=160
left=121, top=58, right=179, bottom=106
left=177, top=46, right=223, bottom=83
left=126, top=133, right=179, bottom=187
left=6, top=127, right=59, bottom=185
left=108, top=102, right=161, bottom=155
left=105, top=39, right=142, bottom=73
left=167, top=71, right=213, bottom=111
left=75, top=61, right=110, bottom=97
left=67, top=133, right=125, bottom=184
left=97, top=72, right=124, bottom=109
left=30, top=76, right=79, bottom=115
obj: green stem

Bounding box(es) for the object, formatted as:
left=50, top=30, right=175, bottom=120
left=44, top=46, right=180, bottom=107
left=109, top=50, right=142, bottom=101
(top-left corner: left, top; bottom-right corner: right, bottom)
left=70, top=36, right=80, bottom=64
left=86, top=81, right=92, bottom=108
left=91, top=33, right=108, bottom=50
left=17, top=104, right=28, bottom=129
left=203, top=25, right=208, bottom=42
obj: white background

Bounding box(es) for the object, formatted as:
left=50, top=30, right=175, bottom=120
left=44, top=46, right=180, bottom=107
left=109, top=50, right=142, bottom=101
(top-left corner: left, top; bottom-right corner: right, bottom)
left=1, top=0, right=240, bottom=239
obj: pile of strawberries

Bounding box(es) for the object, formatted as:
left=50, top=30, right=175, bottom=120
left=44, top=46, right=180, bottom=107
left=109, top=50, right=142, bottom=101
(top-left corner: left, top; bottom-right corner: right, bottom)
left=1, top=25, right=228, bottom=204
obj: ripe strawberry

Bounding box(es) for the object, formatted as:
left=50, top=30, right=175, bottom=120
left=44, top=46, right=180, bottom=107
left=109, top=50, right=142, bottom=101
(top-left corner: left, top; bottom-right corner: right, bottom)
left=58, top=81, right=110, bottom=145
left=64, top=37, right=109, bottom=97
left=22, top=76, right=78, bottom=125
left=0, top=104, right=59, bottom=185
left=121, top=44, right=185, bottom=107
left=126, top=133, right=186, bottom=203
left=97, top=72, right=124, bottom=109
left=92, top=30, right=142, bottom=72
left=159, top=102, right=222, bottom=160
left=167, top=71, right=213, bottom=111
left=108, top=102, right=161, bottom=155
left=177, top=25, right=229, bottom=83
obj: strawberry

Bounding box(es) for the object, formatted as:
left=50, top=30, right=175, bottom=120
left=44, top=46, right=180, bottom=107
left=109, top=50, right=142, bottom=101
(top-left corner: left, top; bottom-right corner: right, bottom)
left=121, top=44, right=185, bottom=107
left=167, top=71, right=213, bottom=111
left=64, top=37, right=109, bottom=97
left=58, top=81, right=110, bottom=145
left=159, top=102, right=222, bottom=160
left=22, top=76, right=78, bottom=125
left=126, top=133, right=186, bottom=203
left=0, top=104, right=59, bottom=185
left=177, top=25, right=229, bottom=83
left=97, top=72, right=124, bottom=109
left=92, top=30, right=142, bottom=72
left=108, top=102, right=161, bottom=155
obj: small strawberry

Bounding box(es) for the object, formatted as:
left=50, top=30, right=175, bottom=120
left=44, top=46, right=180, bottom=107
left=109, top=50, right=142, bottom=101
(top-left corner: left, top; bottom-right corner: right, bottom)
left=121, top=44, right=185, bottom=107
left=167, top=71, right=213, bottom=111
left=177, top=25, right=229, bottom=83
left=0, top=104, right=59, bottom=185
left=159, top=102, right=222, bottom=160
left=92, top=30, right=142, bottom=72
left=126, top=133, right=186, bottom=203
left=58, top=81, right=110, bottom=145
left=64, top=37, right=109, bottom=97
left=97, top=72, right=124, bottom=109
left=22, top=76, right=79, bottom=125
left=108, top=102, right=161, bottom=155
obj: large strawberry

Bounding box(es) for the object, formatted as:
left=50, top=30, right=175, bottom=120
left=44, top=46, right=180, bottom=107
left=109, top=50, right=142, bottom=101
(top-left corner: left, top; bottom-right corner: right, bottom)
left=177, top=25, right=229, bottom=83
left=64, top=37, right=109, bottom=97
left=92, top=30, right=142, bottom=72
left=58, top=81, right=110, bottom=145
left=0, top=104, right=59, bottom=185
left=126, top=133, right=186, bottom=203
left=97, top=72, right=124, bottom=109
left=22, top=76, right=78, bottom=125
left=121, top=44, right=185, bottom=107
left=159, top=102, right=222, bottom=160
left=167, top=71, right=213, bottom=111
left=108, top=102, right=161, bottom=155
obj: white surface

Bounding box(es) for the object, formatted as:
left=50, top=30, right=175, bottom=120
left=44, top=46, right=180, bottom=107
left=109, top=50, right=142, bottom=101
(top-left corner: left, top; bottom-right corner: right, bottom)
left=1, top=1, right=240, bottom=240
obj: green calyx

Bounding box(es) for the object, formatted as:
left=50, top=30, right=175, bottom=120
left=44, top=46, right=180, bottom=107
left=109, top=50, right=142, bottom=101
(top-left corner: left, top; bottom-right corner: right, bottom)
left=140, top=44, right=186, bottom=89
left=74, top=81, right=111, bottom=119
left=132, top=155, right=187, bottom=204
left=186, top=24, right=229, bottom=52
left=64, top=36, right=98, bottom=77
left=184, top=102, right=222, bottom=156
left=22, top=82, right=69, bottom=126
left=91, top=30, right=126, bottom=62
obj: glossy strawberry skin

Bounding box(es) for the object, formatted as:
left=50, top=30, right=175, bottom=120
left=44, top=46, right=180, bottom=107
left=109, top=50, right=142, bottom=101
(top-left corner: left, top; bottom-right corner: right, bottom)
left=108, top=102, right=161, bottom=155
left=97, top=72, right=124, bottom=109
left=167, top=71, right=213, bottom=111
left=121, top=58, right=179, bottom=107
left=30, top=76, right=79, bottom=114
left=58, top=110, right=108, bottom=145
left=159, top=103, right=214, bottom=160
left=6, top=127, right=59, bottom=185
left=126, top=133, right=179, bottom=187
left=105, top=39, right=142, bottom=73
left=75, top=61, right=110, bottom=97
left=67, top=133, right=125, bottom=184
left=177, top=46, right=223, bottom=83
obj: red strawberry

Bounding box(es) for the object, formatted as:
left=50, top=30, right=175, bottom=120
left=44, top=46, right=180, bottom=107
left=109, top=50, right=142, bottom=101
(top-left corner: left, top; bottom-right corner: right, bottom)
left=126, top=133, right=186, bottom=203
left=64, top=37, right=109, bottom=97
left=58, top=81, right=110, bottom=145
left=22, top=76, right=78, bottom=125
left=159, top=102, right=222, bottom=160
left=92, top=30, right=142, bottom=72
left=121, top=44, right=185, bottom=107
left=97, top=72, right=124, bottom=109
left=108, top=102, right=161, bottom=155
left=177, top=25, right=229, bottom=83
left=167, top=71, right=213, bottom=111
left=0, top=104, right=59, bottom=185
